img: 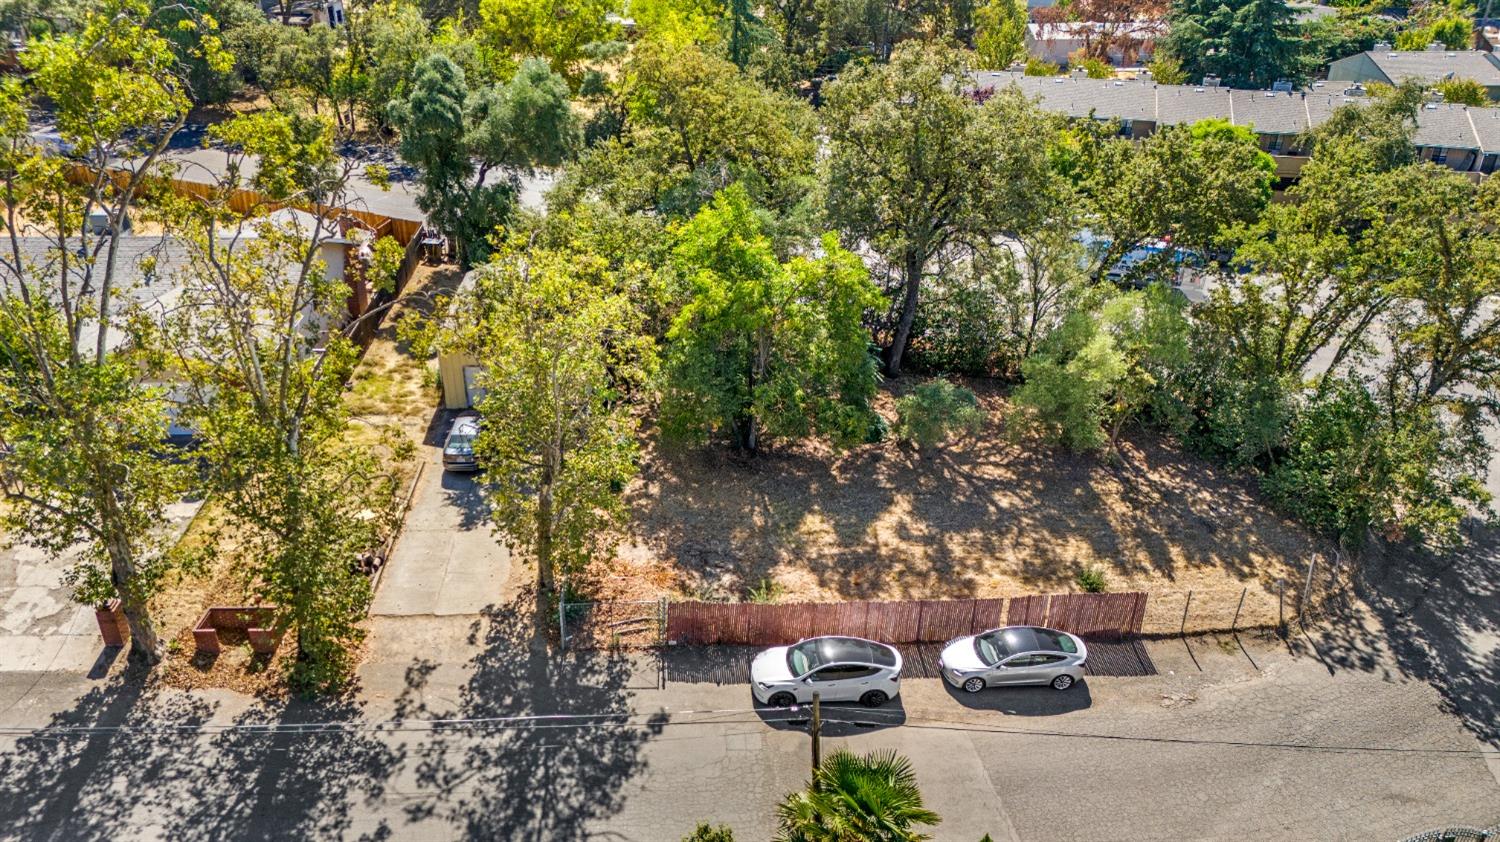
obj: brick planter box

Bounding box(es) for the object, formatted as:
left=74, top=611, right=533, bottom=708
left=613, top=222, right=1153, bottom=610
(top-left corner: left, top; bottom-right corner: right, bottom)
left=193, top=606, right=281, bottom=655
left=95, top=599, right=129, bottom=647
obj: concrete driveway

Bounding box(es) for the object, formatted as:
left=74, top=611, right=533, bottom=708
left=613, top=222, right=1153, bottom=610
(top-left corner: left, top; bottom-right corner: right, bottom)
left=0, top=499, right=201, bottom=674
left=370, top=413, right=510, bottom=617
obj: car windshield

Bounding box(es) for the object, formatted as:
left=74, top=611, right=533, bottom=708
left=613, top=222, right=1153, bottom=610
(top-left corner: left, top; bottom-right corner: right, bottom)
left=975, top=628, right=1031, bottom=666
left=787, top=641, right=823, bottom=677
left=446, top=433, right=475, bottom=451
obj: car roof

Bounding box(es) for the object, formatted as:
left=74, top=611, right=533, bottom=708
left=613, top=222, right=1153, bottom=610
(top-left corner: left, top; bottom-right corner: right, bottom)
left=448, top=415, right=480, bottom=435
left=807, top=636, right=898, bottom=667
left=980, top=626, right=1077, bottom=656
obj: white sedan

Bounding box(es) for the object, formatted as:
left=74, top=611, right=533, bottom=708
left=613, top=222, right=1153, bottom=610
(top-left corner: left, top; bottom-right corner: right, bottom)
left=751, top=636, right=902, bottom=708
left=940, top=625, right=1088, bottom=692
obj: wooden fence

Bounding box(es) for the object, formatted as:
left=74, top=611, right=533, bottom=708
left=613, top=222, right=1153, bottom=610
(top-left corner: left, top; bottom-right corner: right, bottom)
left=665, top=592, right=1147, bottom=646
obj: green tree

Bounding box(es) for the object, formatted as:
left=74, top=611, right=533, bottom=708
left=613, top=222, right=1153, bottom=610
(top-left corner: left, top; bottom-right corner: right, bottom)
left=1080, top=118, right=1274, bottom=283
left=477, top=0, right=617, bottom=77
left=1433, top=77, right=1487, bottom=106
left=1011, top=287, right=1189, bottom=452
left=390, top=53, right=579, bottom=268
left=1396, top=17, right=1472, bottom=51
left=1024, top=56, right=1060, bottom=75
left=438, top=240, right=651, bottom=596
left=167, top=112, right=408, bottom=692
left=894, top=379, right=986, bottom=448
left=564, top=41, right=816, bottom=223
left=1146, top=53, right=1188, bottom=84
left=1075, top=55, right=1114, bottom=78
left=661, top=186, right=881, bottom=452
left=1160, top=0, right=1306, bottom=88
left=822, top=42, right=988, bottom=376
left=1263, top=377, right=1488, bottom=552
left=776, top=749, right=941, bottom=842
left=684, top=824, right=737, bottom=842
left=0, top=1, right=216, bottom=665
left=973, top=0, right=1027, bottom=68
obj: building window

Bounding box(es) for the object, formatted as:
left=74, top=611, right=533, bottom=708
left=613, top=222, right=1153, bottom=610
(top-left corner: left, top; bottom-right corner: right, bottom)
left=1265, top=135, right=1282, bottom=153
left=1119, top=119, right=1133, bottom=137
left=1433, top=148, right=1448, bottom=165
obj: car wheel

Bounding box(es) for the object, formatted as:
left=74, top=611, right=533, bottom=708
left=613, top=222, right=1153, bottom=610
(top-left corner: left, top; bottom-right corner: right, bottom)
left=962, top=676, right=986, bottom=694
left=1051, top=674, right=1075, bottom=691
left=767, top=691, right=797, bottom=708
left=859, top=690, right=889, bottom=708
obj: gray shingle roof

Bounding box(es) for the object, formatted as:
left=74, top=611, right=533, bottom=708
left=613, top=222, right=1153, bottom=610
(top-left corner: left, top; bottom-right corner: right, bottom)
left=970, top=70, right=1500, bottom=151
left=1362, top=50, right=1500, bottom=86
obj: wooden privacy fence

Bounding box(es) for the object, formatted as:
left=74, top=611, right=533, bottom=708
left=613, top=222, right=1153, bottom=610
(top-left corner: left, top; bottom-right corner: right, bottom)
left=665, top=592, right=1147, bottom=646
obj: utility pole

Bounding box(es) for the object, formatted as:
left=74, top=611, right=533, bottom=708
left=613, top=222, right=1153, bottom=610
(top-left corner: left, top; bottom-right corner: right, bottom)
left=810, top=691, right=822, bottom=788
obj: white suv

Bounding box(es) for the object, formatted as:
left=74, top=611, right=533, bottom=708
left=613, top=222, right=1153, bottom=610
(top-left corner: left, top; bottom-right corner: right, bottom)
left=750, top=636, right=903, bottom=708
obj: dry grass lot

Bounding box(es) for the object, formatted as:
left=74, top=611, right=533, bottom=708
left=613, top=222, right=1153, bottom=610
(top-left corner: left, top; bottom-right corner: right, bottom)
left=614, top=380, right=1324, bottom=632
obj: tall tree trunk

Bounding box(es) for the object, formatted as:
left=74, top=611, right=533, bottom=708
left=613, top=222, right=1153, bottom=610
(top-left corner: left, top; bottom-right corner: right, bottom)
left=886, top=250, right=925, bottom=377
left=101, top=504, right=160, bottom=664
left=536, top=463, right=556, bottom=594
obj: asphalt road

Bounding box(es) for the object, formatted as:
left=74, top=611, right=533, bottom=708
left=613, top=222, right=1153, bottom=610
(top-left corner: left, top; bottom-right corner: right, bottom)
left=2, top=608, right=1496, bottom=842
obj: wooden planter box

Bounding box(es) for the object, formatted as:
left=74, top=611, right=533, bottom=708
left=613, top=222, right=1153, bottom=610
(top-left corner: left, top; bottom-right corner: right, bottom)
left=94, top=599, right=129, bottom=647
left=193, top=606, right=282, bottom=655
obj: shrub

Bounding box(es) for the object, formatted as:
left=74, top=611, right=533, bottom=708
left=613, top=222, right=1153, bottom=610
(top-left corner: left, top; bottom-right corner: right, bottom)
left=1075, top=565, right=1108, bottom=593
left=1024, top=57, right=1060, bottom=76
left=1074, top=56, right=1114, bottom=79
left=683, top=824, right=735, bottom=841
left=746, top=577, right=786, bottom=604
left=894, top=380, right=986, bottom=448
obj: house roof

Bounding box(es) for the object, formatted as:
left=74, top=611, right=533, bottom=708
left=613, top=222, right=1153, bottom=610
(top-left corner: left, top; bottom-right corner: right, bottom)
left=1356, top=50, right=1500, bottom=87
left=3, top=235, right=192, bottom=353
left=970, top=71, right=1500, bottom=151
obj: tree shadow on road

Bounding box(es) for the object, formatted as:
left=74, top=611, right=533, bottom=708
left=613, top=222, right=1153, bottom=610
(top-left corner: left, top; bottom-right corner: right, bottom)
left=1354, top=524, right=1500, bottom=748
left=395, top=592, right=664, bottom=840
left=0, top=666, right=214, bottom=840
left=163, top=695, right=402, bottom=842
left=0, top=665, right=404, bottom=841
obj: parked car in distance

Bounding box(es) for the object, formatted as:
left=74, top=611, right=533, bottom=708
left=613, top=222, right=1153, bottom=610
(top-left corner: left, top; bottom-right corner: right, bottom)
left=939, top=625, right=1087, bottom=692
left=751, top=635, right=902, bottom=708
left=441, top=413, right=481, bottom=472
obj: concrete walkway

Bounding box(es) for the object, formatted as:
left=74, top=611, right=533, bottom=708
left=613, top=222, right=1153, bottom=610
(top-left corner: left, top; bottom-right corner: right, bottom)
left=0, top=499, right=201, bottom=673
left=371, top=433, right=509, bottom=617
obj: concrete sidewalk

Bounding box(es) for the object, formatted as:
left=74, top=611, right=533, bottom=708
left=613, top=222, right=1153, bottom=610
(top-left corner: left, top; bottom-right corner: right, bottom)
left=370, top=439, right=509, bottom=617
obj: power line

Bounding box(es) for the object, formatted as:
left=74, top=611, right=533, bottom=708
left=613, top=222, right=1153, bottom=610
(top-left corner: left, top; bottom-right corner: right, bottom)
left=4, top=706, right=1498, bottom=758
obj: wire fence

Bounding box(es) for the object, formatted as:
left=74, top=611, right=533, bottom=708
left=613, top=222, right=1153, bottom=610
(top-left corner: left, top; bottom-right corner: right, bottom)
left=1141, top=552, right=1352, bottom=635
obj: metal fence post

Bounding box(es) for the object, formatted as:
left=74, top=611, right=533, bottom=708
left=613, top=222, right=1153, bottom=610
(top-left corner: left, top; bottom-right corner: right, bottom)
left=1300, top=555, right=1318, bottom=625
left=1180, top=590, right=1193, bottom=636
left=559, top=585, right=567, bottom=651
left=1231, top=587, right=1246, bottom=634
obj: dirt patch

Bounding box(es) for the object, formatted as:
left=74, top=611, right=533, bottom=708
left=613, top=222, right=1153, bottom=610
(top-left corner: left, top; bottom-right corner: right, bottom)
left=614, top=378, right=1325, bottom=632
left=153, top=502, right=294, bottom=696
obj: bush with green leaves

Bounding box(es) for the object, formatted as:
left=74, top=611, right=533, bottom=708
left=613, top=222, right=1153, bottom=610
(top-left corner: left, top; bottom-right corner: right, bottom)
left=683, top=823, right=736, bottom=841
left=1074, top=565, right=1108, bottom=593
left=894, top=380, right=986, bottom=449
left=1261, top=378, right=1490, bottom=552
